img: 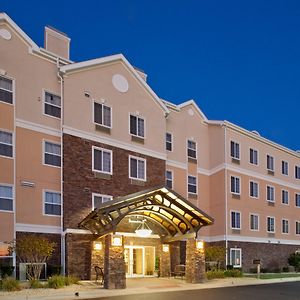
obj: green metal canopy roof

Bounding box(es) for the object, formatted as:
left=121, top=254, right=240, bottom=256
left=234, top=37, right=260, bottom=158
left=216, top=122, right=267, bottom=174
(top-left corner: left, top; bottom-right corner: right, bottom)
left=78, top=186, right=214, bottom=242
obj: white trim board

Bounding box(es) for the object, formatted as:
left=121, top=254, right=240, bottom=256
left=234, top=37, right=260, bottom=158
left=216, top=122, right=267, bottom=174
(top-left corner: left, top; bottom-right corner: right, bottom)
left=15, top=223, right=62, bottom=234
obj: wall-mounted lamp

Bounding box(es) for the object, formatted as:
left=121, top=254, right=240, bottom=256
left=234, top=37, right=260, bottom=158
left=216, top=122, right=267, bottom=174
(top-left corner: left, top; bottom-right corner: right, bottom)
left=196, top=240, right=204, bottom=250
left=111, top=235, right=122, bottom=246
left=162, top=244, right=169, bottom=253
left=93, top=241, right=102, bottom=251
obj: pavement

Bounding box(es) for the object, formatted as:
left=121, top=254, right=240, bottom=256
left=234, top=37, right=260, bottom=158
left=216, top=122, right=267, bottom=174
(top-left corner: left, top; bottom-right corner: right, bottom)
left=1, top=276, right=300, bottom=300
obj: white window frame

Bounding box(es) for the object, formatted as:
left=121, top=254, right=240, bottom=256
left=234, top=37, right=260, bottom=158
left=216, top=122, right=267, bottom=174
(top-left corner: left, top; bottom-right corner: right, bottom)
left=187, top=175, right=197, bottom=195
left=129, top=155, right=146, bottom=181
left=166, top=170, right=173, bottom=189
left=43, top=190, right=61, bottom=217
left=92, top=193, right=113, bottom=210
left=0, top=183, right=14, bottom=213
left=282, top=219, right=289, bottom=234
left=93, top=100, right=112, bottom=128
left=267, top=216, right=275, bottom=233
left=266, top=154, right=275, bottom=171
left=230, top=210, right=241, bottom=229
left=43, top=89, right=61, bottom=119
left=282, top=160, right=289, bottom=176
left=249, top=148, right=258, bottom=165
left=230, top=141, right=240, bottom=160
left=295, top=166, right=300, bottom=180
left=92, top=146, right=113, bottom=175
left=187, top=139, right=197, bottom=159
left=296, top=221, right=300, bottom=235
left=249, top=180, right=259, bottom=198
left=230, top=176, right=241, bottom=195
left=0, top=129, right=13, bottom=159
left=266, top=185, right=275, bottom=202
left=295, top=193, right=300, bottom=208
left=250, top=213, right=259, bottom=231
left=166, top=132, right=173, bottom=152
left=230, top=248, right=242, bottom=268
left=281, top=189, right=289, bottom=205
left=43, top=140, right=61, bottom=168
left=0, top=75, right=14, bottom=105
left=129, top=114, right=145, bottom=139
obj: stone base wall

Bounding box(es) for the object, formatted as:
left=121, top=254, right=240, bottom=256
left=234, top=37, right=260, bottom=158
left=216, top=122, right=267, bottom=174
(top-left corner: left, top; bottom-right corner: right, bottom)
left=65, top=233, right=93, bottom=279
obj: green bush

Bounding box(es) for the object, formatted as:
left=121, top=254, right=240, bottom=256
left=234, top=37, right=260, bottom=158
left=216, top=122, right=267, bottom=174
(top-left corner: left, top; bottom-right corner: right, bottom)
left=0, top=266, right=15, bottom=278
left=64, top=276, right=79, bottom=286
left=206, top=270, right=225, bottom=280
left=47, top=265, right=61, bottom=277
left=2, top=277, right=21, bottom=291
left=47, top=275, right=65, bottom=289
left=288, top=253, right=300, bottom=270
left=29, top=279, right=44, bottom=289
left=224, top=269, right=243, bottom=277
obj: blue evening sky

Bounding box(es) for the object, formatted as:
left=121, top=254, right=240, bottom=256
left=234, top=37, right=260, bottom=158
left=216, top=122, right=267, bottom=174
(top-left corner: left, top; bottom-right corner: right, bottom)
left=2, top=1, right=300, bottom=151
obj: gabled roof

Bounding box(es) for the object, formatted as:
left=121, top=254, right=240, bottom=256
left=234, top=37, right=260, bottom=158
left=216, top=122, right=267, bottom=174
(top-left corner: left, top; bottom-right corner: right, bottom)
left=60, top=54, right=170, bottom=115
left=79, top=185, right=213, bottom=242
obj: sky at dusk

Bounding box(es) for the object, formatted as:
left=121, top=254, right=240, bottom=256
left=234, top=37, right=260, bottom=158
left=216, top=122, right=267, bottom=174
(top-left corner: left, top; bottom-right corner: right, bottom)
left=2, top=1, right=300, bottom=151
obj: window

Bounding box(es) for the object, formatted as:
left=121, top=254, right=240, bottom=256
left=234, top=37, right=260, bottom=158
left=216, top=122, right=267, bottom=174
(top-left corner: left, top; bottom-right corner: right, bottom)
left=166, top=170, right=173, bottom=189
left=230, top=141, right=240, bottom=160
left=187, top=175, right=197, bottom=194
left=267, top=216, right=275, bottom=233
left=93, top=147, right=112, bottom=174
left=282, top=219, right=289, bottom=234
left=129, top=156, right=146, bottom=181
left=166, top=133, right=172, bottom=151
left=295, top=166, right=300, bottom=179
left=44, top=141, right=61, bottom=167
left=0, top=131, right=13, bottom=158
left=296, top=222, right=300, bottom=235
left=267, top=186, right=275, bottom=202
left=94, top=102, right=111, bottom=128
left=187, top=140, right=197, bottom=159
left=282, top=190, right=289, bottom=205
left=44, top=191, right=61, bottom=216
left=0, top=76, right=13, bottom=104
left=267, top=155, right=274, bottom=171
left=130, top=115, right=144, bottom=138
left=0, top=185, right=13, bottom=211
left=250, top=214, right=259, bottom=231
left=250, top=148, right=258, bottom=165
left=230, top=176, right=240, bottom=195
left=282, top=161, right=288, bottom=175
left=249, top=181, right=258, bottom=198
left=230, top=248, right=242, bottom=268
left=44, top=91, right=61, bottom=118
left=231, top=211, right=241, bottom=229
left=296, top=194, right=300, bottom=207
left=93, top=193, right=112, bottom=210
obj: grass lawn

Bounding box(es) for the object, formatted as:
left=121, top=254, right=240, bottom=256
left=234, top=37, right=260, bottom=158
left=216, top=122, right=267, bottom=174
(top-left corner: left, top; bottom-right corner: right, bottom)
left=245, top=273, right=300, bottom=279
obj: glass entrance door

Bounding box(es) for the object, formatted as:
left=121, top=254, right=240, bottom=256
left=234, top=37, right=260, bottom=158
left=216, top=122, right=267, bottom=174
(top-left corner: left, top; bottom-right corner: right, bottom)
left=124, top=246, right=145, bottom=277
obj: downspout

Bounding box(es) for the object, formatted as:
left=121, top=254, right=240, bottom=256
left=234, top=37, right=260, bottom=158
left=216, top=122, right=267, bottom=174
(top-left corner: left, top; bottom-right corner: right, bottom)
left=224, top=124, right=228, bottom=267
left=57, top=58, right=65, bottom=275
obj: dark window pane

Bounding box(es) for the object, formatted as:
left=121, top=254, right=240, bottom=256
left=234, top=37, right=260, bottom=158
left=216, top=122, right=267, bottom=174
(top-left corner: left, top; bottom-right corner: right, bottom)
left=45, top=104, right=61, bottom=118
left=187, top=148, right=196, bottom=158
left=0, top=89, right=13, bottom=104
left=130, top=158, right=137, bottom=178
left=130, top=115, right=137, bottom=135
left=45, top=203, right=61, bottom=215
left=94, top=103, right=103, bottom=125
left=103, top=106, right=111, bottom=127
left=45, top=153, right=61, bottom=166
left=0, top=198, right=13, bottom=211
left=94, top=150, right=102, bottom=171
left=0, top=144, right=12, bottom=157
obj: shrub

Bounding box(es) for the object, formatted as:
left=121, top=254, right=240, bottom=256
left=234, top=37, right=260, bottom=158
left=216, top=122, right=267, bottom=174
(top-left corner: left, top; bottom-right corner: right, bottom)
left=47, top=265, right=61, bottom=277
left=206, top=270, right=225, bottom=280
left=0, top=266, right=15, bottom=278
left=2, top=277, right=21, bottom=291
left=282, top=267, right=289, bottom=273
left=224, top=269, right=243, bottom=277
left=47, top=275, right=65, bottom=289
left=226, top=265, right=234, bottom=270
left=64, top=276, right=79, bottom=286
left=288, top=253, right=300, bottom=270
left=29, top=279, right=44, bottom=289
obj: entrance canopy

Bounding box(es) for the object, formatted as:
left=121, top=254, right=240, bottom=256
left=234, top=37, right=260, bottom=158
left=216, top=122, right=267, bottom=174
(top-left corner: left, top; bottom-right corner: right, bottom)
left=79, top=186, right=213, bottom=242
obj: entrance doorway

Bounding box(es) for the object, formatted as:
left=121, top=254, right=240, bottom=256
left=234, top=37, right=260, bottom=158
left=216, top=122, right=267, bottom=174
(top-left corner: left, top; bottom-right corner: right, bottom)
left=124, top=246, right=155, bottom=277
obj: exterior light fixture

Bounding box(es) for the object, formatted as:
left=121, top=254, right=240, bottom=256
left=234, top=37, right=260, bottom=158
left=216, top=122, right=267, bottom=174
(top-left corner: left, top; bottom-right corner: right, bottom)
left=162, top=244, right=169, bottom=253
left=196, top=240, right=204, bottom=250
left=135, top=219, right=152, bottom=238
left=111, top=235, right=122, bottom=246
left=93, top=241, right=102, bottom=251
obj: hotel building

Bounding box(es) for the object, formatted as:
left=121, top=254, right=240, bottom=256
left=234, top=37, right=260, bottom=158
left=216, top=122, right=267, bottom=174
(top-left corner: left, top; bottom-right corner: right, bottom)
left=0, top=13, right=300, bottom=284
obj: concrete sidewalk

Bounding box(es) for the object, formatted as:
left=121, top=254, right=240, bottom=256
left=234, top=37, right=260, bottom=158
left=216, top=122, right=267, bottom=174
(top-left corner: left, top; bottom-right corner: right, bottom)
left=1, top=276, right=300, bottom=300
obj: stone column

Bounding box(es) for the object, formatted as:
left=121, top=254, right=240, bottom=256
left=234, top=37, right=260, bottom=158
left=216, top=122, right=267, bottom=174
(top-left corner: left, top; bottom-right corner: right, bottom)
left=103, top=234, right=126, bottom=289
left=91, top=238, right=105, bottom=280
left=170, top=241, right=180, bottom=273
left=185, top=239, right=206, bottom=283
left=160, top=244, right=171, bottom=277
